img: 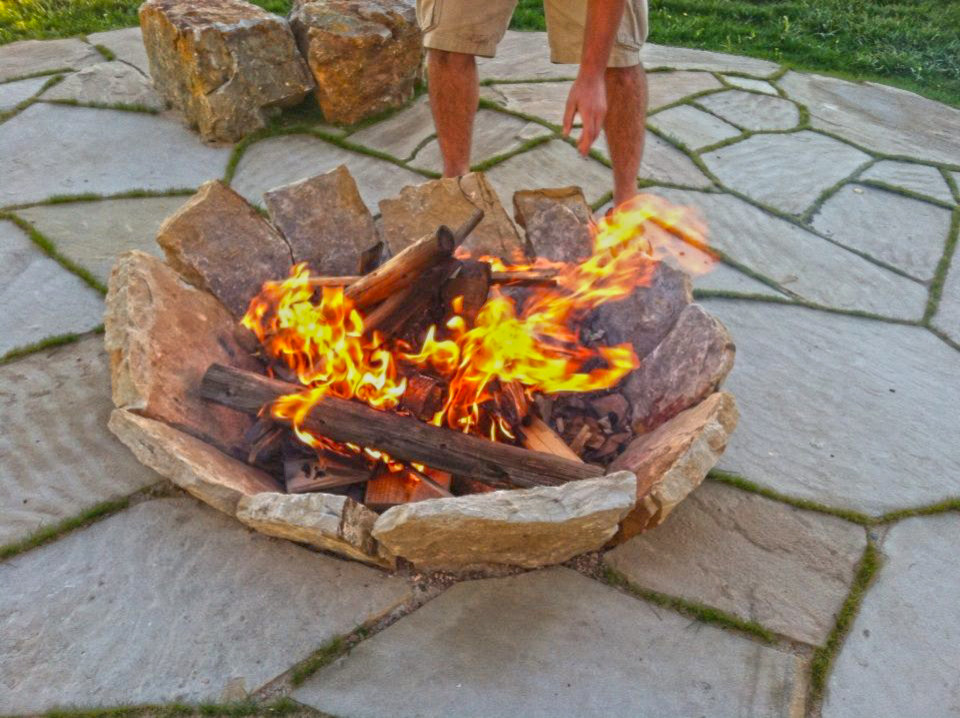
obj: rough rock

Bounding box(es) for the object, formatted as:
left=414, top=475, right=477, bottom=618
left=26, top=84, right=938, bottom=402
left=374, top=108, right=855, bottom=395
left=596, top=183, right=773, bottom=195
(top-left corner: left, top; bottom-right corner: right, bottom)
left=87, top=27, right=151, bottom=74
left=648, top=104, right=741, bottom=151
left=104, top=251, right=259, bottom=455
left=109, top=410, right=279, bottom=515
left=236, top=492, right=390, bottom=567
left=372, top=472, right=637, bottom=570
left=513, top=186, right=593, bottom=262
left=514, top=186, right=593, bottom=227
left=139, top=0, right=313, bottom=142
left=0, top=75, right=48, bottom=112
left=290, top=0, right=422, bottom=125
left=156, top=181, right=293, bottom=317
left=696, top=89, right=800, bottom=132
left=41, top=61, right=164, bottom=110
left=609, top=391, right=738, bottom=541
left=0, top=38, right=101, bottom=83
left=860, top=160, right=955, bottom=204
left=263, top=165, right=377, bottom=276
left=378, top=172, right=526, bottom=260
left=624, top=303, right=735, bottom=433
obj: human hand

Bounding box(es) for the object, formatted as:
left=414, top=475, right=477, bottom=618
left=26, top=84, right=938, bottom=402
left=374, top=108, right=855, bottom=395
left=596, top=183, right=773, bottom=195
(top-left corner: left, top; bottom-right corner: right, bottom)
left=563, top=72, right=607, bottom=156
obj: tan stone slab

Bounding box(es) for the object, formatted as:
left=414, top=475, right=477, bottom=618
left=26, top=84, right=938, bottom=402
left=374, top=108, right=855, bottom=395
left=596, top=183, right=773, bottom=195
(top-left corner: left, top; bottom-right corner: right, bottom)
left=0, top=38, right=101, bottom=82
left=642, top=44, right=780, bottom=76
left=859, top=160, right=955, bottom=205
left=87, top=27, right=151, bottom=74
left=41, top=61, right=163, bottom=109
left=696, top=89, right=800, bottom=132
left=646, top=70, right=724, bottom=110
left=649, top=104, right=741, bottom=151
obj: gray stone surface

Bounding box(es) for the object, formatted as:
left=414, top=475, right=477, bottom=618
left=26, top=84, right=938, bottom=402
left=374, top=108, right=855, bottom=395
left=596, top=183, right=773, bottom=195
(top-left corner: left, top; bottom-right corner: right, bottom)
left=231, top=133, right=424, bottom=210
left=595, top=132, right=712, bottom=188
left=605, top=480, right=867, bottom=644
left=654, top=188, right=928, bottom=320
left=348, top=95, right=434, bottom=160
left=704, top=299, right=960, bottom=514
left=0, top=337, right=159, bottom=546
left=477, top=31, right=576, bottom=81
left=17, top=196, right=186, bottom=283
left=41, top=60, right=163, bottom=109
left=0, top=103, right=230, bottom=207
left=481, top=81, right=574, bottom=125
left=649, top=104, right=741, bottom=151
left=0, top=38, right=100, bottom=82
left=702, top=131, right=870, bottom=216
left=0, top=220, right=103, bottom=355
left=824, top=515, right=960, bottom=717
left=722, top=75, right=778, bottom=95
left=694, top=262, right=787, bottom=298
left=696, top=90, right=800, bottom=132
left=486, top=140, right=612, bottom=205
left=0, top=74, right=48, bottom=112
left=811, top=184, right=953, bottom=281
left=87, top=27, right=151, bottom=74
left=294, top=567, right=806, bottom=717
left=643, top=44, right=780, bottom=76
left=0, top=498, right=412, bottom=712
left=933, top=255, right=960, bottom=344
left=646, top=70, right=724, bottom=111
left=779, top=71, right=960, bottom=166
left=859, top=160, right=955, bottom=205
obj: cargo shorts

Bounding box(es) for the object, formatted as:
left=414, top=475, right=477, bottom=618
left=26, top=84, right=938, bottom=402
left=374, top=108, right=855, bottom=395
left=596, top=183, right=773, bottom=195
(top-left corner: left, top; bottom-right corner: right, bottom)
left=416, top=0, right=648, bottom=67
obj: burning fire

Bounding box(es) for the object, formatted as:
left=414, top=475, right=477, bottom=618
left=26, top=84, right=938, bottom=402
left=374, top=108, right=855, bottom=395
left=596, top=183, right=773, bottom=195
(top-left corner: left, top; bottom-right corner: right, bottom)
left=242, top=193, right=712, bottom=456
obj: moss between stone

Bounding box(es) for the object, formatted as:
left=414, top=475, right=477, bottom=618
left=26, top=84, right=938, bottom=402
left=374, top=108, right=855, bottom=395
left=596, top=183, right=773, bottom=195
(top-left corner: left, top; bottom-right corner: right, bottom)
left=39, top=698, right=312, bottom=718
left=0, top=326, right=100, bottom=365
left=92, top=43, right=116, bottom=61
left=42, top=97, right=162, bottom=115
left=470, top=133, right=553, bottom=173
left=289, top=636, right=348, bottom=687
left=923, top=207, right=960, bottom=324
left=0, top=73, right=63, bottom=123
left=2, top=187, right=196, bottom=213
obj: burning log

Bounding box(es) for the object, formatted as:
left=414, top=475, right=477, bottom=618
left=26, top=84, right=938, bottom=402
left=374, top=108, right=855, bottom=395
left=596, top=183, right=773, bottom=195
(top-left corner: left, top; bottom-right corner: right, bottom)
left=442, top=259, right=491, bottom=325
left=519, top=416, right=582, bottom=462
left=400, top=372, right=445, bottom=421
left=306, top=275, right=359, bottom=288
left=285, top=454, right=373, bottom=493
left=200, top=363, right=604, bottom=488
left=489, top=268, right=559, bottom=287
left=365, top=467, right=453, bottom=511
left=365, top=259, right=459, bottom=338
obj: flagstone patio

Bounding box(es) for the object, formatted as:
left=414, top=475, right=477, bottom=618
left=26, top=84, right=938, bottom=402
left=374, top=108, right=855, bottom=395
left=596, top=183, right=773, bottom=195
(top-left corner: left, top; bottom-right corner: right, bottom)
left=1, top=27, right=959, bottom=718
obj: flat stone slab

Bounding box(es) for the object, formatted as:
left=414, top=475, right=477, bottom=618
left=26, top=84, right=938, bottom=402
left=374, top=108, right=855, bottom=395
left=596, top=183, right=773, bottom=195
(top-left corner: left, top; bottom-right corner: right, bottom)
left=859, top=160, right=955, bottom=205
left=694, top=262, right=787, bottom=298
left=696, top=90, right=800, bottom=132
left=0, top=498, right=412, bottom=713
left=40, top=60, right=163, bottom=110
left=649, top=104, right=741, bottom=151
left=643, top=44, right=780, bottom=76
left=779, top=71, right=960, bottom=166
left=702, top=131, right=870, bottom=216
left=0, top=103, right=230, bottom=207
left=486, top=139, right=612, bottom=206
left=0, top=38, right=101, bottom=82
left=0, top=337, right=159, bottom=547
left=87, top=26, right=151, bottom=74
left=348, top=95, right=434, bottom=160
left=605, top=480, right=867, bottom=644
left=0, top=220, right=103, bottom=356
left=17, top=196, right=186, bottom=283
left=933, top=255, right=960, bottom=344
left=477, top=31, right=576, bottom=81
left=647, top=70, right=724, bottom=111
left=481, top=81, right=575, bottom=126
left=823, top=515, right=960, bottom=717
left=704, top=299, right=960, bottom=514
left=722, top=75, right=778, bottom=95
left=293, top=567, right=806, bottom=717
left=595, top=132, right=712, bottom=189
left=654, top=188, right=928, bottom=320
left=811, top=184, right=952, bottom=281
left=0, top=74, right=48, bottom=112
left=230, top=133, right=424, bottom=210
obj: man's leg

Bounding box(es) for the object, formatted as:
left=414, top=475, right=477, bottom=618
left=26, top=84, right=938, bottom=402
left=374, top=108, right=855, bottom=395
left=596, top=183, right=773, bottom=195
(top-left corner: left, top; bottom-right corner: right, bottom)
left=427, top=49, right=479, bottom=178
left=603, top=63, right=647, bottom=205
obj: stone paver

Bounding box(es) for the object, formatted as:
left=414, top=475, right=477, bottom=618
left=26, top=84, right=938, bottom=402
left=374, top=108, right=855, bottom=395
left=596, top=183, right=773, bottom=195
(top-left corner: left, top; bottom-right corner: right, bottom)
left=0, top=497, right=412, bottom=713
left=811, top=184, right=953, bottom=281
left=348, top=95, right=434, bottom=160
left=605, top=480, right=867, bottom=644
left=0, top=38, right=101, bottom=82
left=694, top=262, right=787, bottom=298
left=779, top=71, right=960, bottom=166
left=704, top=299, right=960, bottom=514
left=824, top=515, right=960, bottom=718
left=595, top=132, right=713, bottom=189
left=647, top=70, right=724, bottom=111
left=0, top=337, right=160, bottom=546
left=0, top=103, right=230, bottom=207
left=696, top=90, right=800, bottom=132
left=0, top=220, right=104, bottom=356
left=40, top=60, right=164, bottom=110
left=481, top=81, right=575, bottom=125
left=702, top=130, right=870, bottom=216
left=860, top=160, right=955, bottom=205
left=642, top=44, right=780, bottom=76
left=0, top=74, right=48, bottom=112
left=649, top=104, right=741, bottom=151
left=293, top=567, right=806, bottom=717
left=654, top=188, right=929, bottom=319
left=87, top=27, right=151, bottom=75
left=933, top=254, right=960, bottom=344
left=17, top=196, right=187, bottom=283
left=723, top=75, right=778, bottom=95
left=230, top=133, right=425, bottom=210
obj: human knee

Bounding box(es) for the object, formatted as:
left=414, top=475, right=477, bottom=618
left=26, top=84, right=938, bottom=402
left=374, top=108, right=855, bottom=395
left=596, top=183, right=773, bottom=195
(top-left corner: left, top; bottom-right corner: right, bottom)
left=428, top=48, right=476, bottom=71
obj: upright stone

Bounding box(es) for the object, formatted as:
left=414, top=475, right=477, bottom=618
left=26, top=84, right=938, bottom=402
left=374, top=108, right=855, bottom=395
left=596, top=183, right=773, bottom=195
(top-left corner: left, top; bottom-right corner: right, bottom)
left=513, top=187, right=593, bottom=262
left=290, top=0, right=422, bottom=125
left=156, top=181, right=293, bottom=318
left=139, top=0, right=314, bottom=142
left=264, top=165, right=378, bottom=276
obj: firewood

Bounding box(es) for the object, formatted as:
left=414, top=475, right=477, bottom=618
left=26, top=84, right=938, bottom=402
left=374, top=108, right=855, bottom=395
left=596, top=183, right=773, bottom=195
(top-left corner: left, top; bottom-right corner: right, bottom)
left=361, top=284, right=416, bottom=333
left=589, top=393, right=630, bottom=426
left=568, top=424, right=592, bottom=455
left=519, top=416, right=582, bottom=462
left=307, top=275, right=359, bottom=288
left=285, top=454, right=373, bottom=493
left=400, top=372, right=445, bottom=421
left=365, top=259, right=459, bottom=338
left=489, top=268, right=559, bottom=287
left=248, top=426, right=285, bottom=465
left=365, top=467, right=453, bottom=510
left=359, top=240, right=389, bottom=274
left=200, top=363, right=603, bottom=488
left=442, top=259, right=490, bottom=324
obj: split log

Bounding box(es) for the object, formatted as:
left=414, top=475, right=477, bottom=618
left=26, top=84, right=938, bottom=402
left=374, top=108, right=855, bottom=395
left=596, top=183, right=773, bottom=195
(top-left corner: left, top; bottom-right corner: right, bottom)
left=400, top=372, right=445, bottom=421
left=365, top=467, right=452, bottom=511
left=200, top=363, right=603, bottom=488
left=285, top=454, right=373, bottom=493
left=307, top=275, right=359, bottom=288
left=519, top=416, right=582, bottom=462
left=364, top=259, right=459, bottom=338
left=359, top=240, right=389, bottom=274
left=442, top=259, right=490, bottom=325
left=490, top=268, right=559, bottom=287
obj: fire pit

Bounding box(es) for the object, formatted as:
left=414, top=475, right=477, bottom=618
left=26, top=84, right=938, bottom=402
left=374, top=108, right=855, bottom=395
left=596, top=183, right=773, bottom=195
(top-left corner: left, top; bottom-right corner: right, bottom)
left=105, top=169, right=738, bottom=572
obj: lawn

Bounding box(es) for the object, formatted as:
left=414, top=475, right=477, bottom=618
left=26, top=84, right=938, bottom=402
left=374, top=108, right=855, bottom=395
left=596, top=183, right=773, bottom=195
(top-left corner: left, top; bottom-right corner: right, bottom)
left=2, top=0, right=959, bottom=107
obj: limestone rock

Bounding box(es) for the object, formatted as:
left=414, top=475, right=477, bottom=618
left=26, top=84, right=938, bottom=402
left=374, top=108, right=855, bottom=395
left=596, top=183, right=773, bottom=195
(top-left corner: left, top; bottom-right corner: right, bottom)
left=624, top=303, right=735, bottom=433
left=0, top=38, right=101, bottom=83
left=109, top=410, right=280, bottom=515
left=372, top=472, right=637, bottom=570
left=104, top=251, right=259, bottom=455
left=139, top=0, right=314, bottom=142
left=41, top=61, right=164, bottom=110
left=290, top=0, right=422, bottom=125
left=513, top=186, right=593, bottom=262
left=236, top=492, right=391, bottom=567
left=156, top=181, right=293, bottom=318
left=513, top=186, right=593, bottom=227
left=264, top=165, right=377, bottom=276
left=378, top=173, right=526, bottom=260
left=608, top=392, right=738, bottom=542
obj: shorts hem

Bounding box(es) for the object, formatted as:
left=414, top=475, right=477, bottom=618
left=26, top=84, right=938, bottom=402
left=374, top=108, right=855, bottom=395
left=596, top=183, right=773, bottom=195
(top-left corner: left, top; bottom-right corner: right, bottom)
left=423, top=32, right=498, bottom=58
left=549, top=46, right=643, bottom=68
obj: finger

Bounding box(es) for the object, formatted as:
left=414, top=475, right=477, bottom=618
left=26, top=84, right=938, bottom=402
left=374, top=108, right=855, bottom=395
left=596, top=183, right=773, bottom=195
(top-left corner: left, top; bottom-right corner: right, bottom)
left=579, top=113, right=598, bottom=155
left=563, top=95, right=577, bottom=137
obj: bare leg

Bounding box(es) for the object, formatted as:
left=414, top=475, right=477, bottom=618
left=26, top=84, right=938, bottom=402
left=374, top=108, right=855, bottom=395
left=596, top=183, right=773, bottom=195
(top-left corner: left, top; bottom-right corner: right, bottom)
left=427, top=49, right=479, bottom=177
left=603, top=64, right=647, bottom=205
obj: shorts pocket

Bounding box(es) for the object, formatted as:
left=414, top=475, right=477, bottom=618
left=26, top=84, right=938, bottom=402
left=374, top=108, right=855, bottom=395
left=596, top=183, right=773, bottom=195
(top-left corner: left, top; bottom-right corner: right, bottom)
left=615, top=0, right=643, bottom=50
left=417, top=0, right=441, bottom=33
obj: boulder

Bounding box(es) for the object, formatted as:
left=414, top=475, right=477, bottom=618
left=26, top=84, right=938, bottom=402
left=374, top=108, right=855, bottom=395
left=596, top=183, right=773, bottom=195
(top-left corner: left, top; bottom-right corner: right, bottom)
left=109, top=409, right=280, bottom=515
left=519, top=201, right=593, bottom=263
left=104, top=251, right=259, bottom=455
left=139, top=0, right=314, bottom=142
left=264, top=165, right=378, bottom=276
left=156, top=181, right=293, bottom=318
left=372, top=471, right=637, bottom=571
left=236, top=492, right=391, bottom=568
left=608, top=392, right=738, bottom=542
left=290, top=0, right=422, bottom=125
left=513, top=186, right=593, bottom=228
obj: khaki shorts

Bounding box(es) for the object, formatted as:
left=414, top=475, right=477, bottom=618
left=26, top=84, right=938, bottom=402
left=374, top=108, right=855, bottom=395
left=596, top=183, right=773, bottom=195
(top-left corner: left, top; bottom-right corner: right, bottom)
left=417, top=0, right=648, bottom=67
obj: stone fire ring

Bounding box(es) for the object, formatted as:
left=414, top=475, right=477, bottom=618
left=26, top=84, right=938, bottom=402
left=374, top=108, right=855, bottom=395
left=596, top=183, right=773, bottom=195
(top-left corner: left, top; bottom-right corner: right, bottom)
left=104, top=169, right=739, bottom=573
